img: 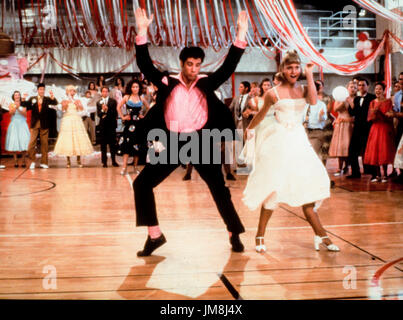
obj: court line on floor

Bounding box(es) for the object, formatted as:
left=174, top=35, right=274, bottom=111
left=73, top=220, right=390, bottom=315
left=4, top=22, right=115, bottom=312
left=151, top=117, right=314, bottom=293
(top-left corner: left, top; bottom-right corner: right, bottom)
left=0, top=177, right=57, bottom=198
left=279, top=205, right=402, bottom=271
left=0, top=221, right=401, bottom=238
left=1, top=276, right=401, bottom=297
left=0, top=264, right=385, bottom=281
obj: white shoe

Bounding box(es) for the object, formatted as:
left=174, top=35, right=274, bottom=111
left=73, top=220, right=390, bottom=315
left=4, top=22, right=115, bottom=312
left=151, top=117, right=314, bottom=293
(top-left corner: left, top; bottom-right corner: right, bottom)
left=133, top=167, right=140, bottom=174
left=39, top=164, right=49, bottom=169
left=30, top=162, right=36, bottom=169
left=255, top=237, right=267, bottom=253
left=314, top=235, right=340, bottom=252
left=0, top=164, right=5, bottom=169
left=120, top=167, right=127, bottom=175
left=333, top=171, right=341, bottom=177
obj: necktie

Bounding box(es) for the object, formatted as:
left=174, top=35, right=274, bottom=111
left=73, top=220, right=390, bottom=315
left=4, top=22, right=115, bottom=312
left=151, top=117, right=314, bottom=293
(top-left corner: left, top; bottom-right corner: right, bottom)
left=38, top=97, right=42, bottom=113
left=238, top=95, right=245, bottom=119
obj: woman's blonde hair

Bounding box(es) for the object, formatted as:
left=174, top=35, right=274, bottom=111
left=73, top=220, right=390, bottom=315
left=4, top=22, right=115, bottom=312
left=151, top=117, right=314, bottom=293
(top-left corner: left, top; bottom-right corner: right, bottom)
left=277, top=50, right=302, bottom=83
left=65, top=85, right=77, bottom=94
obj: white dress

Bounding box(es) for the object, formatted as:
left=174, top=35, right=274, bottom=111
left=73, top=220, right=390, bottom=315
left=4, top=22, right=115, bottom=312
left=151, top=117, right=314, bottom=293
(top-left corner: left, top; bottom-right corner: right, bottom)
left=394, top=135, right=403, bottom=169
left=53, top=102, right=94, bottom=156
left=242, top=88, right=330, bottom=211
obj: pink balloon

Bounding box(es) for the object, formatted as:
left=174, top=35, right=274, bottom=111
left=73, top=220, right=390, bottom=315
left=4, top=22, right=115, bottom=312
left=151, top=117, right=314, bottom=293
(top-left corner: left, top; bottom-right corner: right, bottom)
left=363, top=40, right=372, bottom=49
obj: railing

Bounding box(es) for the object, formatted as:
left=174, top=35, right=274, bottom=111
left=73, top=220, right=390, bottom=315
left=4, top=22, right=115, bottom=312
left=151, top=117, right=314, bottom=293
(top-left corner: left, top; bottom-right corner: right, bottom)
left=318, top=11, right=376, bottom=47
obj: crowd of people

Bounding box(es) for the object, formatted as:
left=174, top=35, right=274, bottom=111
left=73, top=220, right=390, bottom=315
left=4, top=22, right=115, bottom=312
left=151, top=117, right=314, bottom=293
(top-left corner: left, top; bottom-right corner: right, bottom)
left=0, top=71, right=402, bottom=185
left=0, top=69, right=402, bottom=186
left=225, top=73, right=403, bottom=185
left=0, top=76, right=157, bottom=171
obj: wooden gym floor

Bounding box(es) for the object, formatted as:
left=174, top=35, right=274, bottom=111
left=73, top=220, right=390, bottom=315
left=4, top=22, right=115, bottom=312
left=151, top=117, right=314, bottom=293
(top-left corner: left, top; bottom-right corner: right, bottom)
left=0, top=152, right=402, bottom=300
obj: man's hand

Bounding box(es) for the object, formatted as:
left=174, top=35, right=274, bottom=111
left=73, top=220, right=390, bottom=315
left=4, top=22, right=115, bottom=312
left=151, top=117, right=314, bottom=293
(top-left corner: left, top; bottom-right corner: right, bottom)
left=134, top=8, right=153, bottom=37
left=236, top=11, right=248, bottom=42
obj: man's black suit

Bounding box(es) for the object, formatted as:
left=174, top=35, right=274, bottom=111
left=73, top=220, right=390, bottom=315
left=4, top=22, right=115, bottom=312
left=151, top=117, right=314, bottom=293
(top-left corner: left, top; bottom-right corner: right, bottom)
left=25, top=95, right=58, bottom=165
left=133, top=42, right=245, bottom=235
left=348, top=93, right=376, bottom=176
left=25, top=96, right=58, bottom=129
left=97, top=97, right=118, bottom=166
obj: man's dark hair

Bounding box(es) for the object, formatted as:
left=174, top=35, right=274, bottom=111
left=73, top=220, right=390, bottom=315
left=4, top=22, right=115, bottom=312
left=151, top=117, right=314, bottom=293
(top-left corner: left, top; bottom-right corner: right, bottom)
left=179, top=46, right=205, bottom=63
left=358, top=78, right=369, bottom=86
left=241, top=81, right=251, bottom=93
left=399, top=71, right=403, bottom=77
left=314, top=81, right=321, bottom=92
left=101, top=86, right=109, bottom=92
left=37, top=83, right=45, bottom=89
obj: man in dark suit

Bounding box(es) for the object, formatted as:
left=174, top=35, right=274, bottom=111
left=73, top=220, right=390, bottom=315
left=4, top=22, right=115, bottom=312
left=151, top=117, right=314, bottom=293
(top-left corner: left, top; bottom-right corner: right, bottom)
left=97, top=86, right=119, bottom=168
left=132, top=8, right=248, bottom=256
left=347, top=78, right=376, bottom=178
left=229, top=81, right=252, bottom=132
left=26, top=83, right=58, bottom=169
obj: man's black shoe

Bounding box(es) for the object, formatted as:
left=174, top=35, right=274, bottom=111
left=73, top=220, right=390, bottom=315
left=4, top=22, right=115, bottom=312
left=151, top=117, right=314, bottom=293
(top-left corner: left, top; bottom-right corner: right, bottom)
left=112, top=162, right=119, bottom=167
left=102, top=163, right=108, bottom=168
left=137, top=234, right=167, bottom=257
left=230, top=233, right=244, bottom=252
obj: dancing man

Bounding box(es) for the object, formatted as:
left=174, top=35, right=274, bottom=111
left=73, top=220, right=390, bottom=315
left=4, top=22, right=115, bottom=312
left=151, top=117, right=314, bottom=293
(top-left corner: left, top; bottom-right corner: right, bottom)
left=132, top=8, right=248, bottom=256
left=26, top=83, right=58, bottom=169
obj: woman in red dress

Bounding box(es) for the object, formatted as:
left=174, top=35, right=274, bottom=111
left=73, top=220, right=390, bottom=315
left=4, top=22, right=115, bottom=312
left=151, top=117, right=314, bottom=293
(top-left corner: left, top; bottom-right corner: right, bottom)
left=364, top=82, right=396, bottom=182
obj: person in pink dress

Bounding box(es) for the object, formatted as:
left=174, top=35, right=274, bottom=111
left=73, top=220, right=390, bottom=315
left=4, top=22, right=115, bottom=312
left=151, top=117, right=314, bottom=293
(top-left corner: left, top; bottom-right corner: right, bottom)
left=364, top=82, right=396, bottom=182
left=329, top=81, right=356, bottom=175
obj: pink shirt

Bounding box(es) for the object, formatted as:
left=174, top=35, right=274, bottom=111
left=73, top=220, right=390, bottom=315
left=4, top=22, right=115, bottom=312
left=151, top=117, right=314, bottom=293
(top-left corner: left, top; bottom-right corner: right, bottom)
left=136, top=35, right=247, bottom=133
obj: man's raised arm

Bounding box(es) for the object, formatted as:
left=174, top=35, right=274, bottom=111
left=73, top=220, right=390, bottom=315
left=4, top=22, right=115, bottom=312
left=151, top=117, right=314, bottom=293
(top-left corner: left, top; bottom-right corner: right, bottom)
left=207, top=11, right=249, bottom=90
left=134, top=8, right=164, bottom=86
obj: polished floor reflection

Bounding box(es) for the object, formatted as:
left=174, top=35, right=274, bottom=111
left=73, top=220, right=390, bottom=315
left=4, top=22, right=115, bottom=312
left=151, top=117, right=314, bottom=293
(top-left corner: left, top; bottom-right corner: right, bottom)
left=0, top=154, right=402, bottom=300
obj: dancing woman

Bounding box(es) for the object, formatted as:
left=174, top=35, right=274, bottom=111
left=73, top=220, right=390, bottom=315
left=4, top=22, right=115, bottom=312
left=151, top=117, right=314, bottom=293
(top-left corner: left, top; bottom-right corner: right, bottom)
left=116, top=79, right=149, bottom=175
left=5, top=91, right=30, bottom=167
left=243, top=51, right=339, bottom=253
left=53, top=85, right=94, bottom=167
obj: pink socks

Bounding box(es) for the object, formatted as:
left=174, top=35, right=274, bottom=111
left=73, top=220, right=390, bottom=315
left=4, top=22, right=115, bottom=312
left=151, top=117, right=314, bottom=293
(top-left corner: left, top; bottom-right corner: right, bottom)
left=148, top=225, right=162, bottom=239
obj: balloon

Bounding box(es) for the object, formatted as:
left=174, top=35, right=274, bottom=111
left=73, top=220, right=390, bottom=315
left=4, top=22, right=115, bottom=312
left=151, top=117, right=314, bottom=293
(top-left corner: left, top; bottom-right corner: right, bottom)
left=355, top=51, right=365, bottom=61
left=332, top=86, right=349, bottom=102
left=363, top=49, right=372, bottom=56
left=358, top=32, right=369, bottom=41
left=363, top=40, right=372, bottom=49
left=356, top=41, right=365, bottom=51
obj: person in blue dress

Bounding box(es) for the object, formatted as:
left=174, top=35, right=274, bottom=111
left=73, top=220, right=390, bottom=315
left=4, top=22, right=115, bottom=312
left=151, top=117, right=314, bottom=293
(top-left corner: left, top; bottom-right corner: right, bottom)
left=5, top=91, right=30, bottom=167
left=117, top=79, right=149, bottom=175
